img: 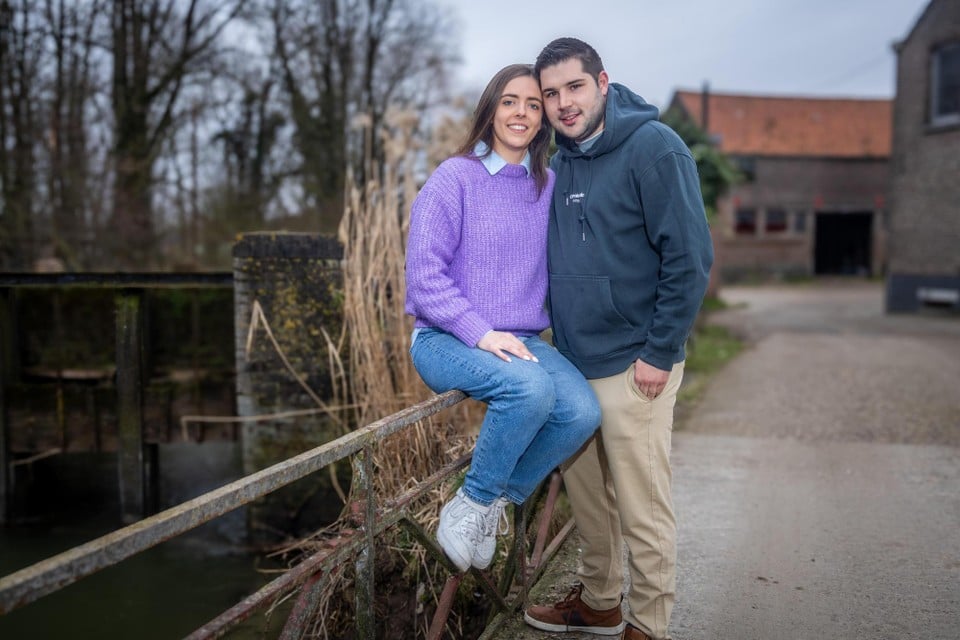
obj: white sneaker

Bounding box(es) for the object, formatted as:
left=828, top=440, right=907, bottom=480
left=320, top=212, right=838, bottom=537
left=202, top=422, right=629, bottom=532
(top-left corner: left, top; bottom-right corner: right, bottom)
left=437, top=488, right=488, bottom=572
left=473, top=497, right=511, bottom=569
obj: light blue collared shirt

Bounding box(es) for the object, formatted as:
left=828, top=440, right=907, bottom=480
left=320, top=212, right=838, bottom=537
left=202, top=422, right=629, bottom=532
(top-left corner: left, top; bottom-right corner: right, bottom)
left=474, top=141, right=532, bottom=176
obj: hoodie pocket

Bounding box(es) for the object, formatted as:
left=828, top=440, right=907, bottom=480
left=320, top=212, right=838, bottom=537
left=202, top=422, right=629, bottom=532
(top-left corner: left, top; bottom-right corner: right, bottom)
left=549, top=274, right=636, bottom=360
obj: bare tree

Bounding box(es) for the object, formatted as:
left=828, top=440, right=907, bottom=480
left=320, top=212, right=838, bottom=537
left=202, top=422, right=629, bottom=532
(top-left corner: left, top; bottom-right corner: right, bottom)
left=1, top=0, right=460, bottom=270
left=41, top=0, right=105, bottom=269
left=266, top=0, right=458, bottom=232
left=108, top=0, right=246, bottom=269
left=353, top=0, right=458, bottom=174
left=185, top=71, right=287, bottom=264
left=0, top=0, right=44, bottom=269
left=212, top=76, right=284, bottom=228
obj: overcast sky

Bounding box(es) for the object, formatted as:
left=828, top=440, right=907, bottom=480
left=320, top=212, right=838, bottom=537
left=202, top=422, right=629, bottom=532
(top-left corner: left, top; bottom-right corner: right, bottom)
left=433, top=0, right=931, bottom=108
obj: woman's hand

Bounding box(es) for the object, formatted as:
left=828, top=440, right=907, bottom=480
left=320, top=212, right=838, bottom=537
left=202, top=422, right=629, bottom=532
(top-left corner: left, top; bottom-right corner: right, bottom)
left=477, top=330, right=539, bottom=363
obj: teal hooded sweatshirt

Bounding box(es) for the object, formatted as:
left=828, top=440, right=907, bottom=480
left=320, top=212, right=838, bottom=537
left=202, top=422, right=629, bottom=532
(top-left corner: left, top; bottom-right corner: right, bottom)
left=547, top=83, right=714, bottom=378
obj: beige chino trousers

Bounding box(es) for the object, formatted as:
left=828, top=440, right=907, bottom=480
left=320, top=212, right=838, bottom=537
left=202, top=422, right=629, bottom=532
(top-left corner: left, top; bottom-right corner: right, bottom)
left=564, top=360, right=684, bottom=640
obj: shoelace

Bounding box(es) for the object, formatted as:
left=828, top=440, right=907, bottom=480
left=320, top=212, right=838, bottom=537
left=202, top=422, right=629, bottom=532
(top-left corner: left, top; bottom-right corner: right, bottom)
left=482, top=499, right=510, bottom=537
left=497, top=506, right=510, bottom=535
left=457, top=510, right=484, bottom=545
left=555, top=585, right=584, bottom=610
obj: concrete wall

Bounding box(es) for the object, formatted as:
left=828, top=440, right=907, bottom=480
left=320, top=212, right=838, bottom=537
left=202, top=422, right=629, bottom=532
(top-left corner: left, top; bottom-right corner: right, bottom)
left=887, top=0, right=960, bottom=311
left=233, top=232, right=348, bottom=542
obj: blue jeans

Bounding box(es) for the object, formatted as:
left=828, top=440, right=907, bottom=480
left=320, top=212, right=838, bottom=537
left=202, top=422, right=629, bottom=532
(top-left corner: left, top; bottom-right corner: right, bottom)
left=410, top=328, right=600, bottom=506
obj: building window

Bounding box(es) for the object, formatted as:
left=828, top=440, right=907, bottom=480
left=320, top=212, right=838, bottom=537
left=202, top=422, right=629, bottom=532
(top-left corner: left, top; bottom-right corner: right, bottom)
left=794, top=212, right=807, bottom=233
left=765, top=208, right=787, bottom=233
left=931, top=41, right=960, bottom=126
left=735, top=157, right=756, bottom=182
left=735, top=208, right=756, bottom=235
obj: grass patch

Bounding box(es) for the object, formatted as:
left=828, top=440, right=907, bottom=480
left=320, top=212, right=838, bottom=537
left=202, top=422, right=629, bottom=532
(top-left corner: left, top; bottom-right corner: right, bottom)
left=700, top=295, right=729, bottom=314
left=676, top=323, right=744, bottom=424
left=685, top=324, right=743, bottom=375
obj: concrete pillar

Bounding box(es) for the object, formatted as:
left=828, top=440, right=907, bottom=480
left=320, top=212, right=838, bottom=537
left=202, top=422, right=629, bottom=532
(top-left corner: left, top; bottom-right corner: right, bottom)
left=233, top=233, right=344, bottom=543
left=116, top=289, right=145, bottom=523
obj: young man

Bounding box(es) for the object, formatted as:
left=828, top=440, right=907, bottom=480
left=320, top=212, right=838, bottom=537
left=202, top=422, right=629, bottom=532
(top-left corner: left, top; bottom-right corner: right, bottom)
left=523, top=38, right=713, bottom=640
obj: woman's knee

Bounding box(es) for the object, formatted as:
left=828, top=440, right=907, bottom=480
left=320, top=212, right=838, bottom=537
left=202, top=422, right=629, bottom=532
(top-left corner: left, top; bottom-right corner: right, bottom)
left=581, top=399, right=602, bottom=431
left=565, top=385, right=602, bottom=431
left=501, top=367, right=556, bottom=415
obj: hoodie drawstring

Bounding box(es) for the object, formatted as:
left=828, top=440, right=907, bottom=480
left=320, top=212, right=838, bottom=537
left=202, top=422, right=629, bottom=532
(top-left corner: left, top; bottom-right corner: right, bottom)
left=563, top=157, right=587, bottom=242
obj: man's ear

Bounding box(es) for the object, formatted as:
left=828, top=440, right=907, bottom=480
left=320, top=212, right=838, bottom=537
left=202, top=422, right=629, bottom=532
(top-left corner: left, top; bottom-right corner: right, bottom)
left=598, top=70, right=609, bottom=96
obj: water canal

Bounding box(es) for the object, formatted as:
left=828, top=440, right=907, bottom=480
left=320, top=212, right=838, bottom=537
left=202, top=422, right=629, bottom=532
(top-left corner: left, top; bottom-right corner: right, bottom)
left=0, top=443, right=286, bottom=639
left=2, top=254, right=346, bottom=637
left=0, top=520, right=271, bottom=638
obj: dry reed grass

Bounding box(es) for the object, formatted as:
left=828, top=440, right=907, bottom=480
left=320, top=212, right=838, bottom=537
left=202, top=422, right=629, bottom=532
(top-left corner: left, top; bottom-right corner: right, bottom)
left=277, top=108, right=490, bottom=638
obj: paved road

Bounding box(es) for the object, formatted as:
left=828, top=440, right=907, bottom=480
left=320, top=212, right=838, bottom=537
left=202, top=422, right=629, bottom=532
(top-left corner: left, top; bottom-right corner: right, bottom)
left=491, top=281, right=960, bottom=640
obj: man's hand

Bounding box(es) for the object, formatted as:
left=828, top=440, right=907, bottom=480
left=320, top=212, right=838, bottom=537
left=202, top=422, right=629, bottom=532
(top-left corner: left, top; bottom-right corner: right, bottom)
left=634, top=358, right=669, bottom=399
left=477, top=330, right=539, bottom=363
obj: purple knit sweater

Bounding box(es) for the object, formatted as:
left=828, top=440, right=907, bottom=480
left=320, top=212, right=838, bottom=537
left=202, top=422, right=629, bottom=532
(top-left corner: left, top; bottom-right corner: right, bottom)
left=405, top=155, right=556, bottom=347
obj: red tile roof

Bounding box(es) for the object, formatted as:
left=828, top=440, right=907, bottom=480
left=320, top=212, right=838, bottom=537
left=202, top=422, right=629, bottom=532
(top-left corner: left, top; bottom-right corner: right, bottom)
left=670, top=90, right=892, bottom=158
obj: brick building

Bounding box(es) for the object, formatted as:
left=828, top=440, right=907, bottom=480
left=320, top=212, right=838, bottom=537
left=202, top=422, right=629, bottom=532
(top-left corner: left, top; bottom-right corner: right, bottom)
left=886, top=0, right=960, bottom=312
left=666, top=90, right=891, bottom=281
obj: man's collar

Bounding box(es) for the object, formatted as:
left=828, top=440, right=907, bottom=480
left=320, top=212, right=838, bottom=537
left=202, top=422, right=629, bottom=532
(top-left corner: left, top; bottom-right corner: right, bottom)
left=577, top=127, right=605, bottom=153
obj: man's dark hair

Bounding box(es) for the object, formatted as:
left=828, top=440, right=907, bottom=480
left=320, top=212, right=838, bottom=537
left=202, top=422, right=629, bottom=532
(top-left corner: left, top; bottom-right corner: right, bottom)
left=535, top=37, right=605, bottom=82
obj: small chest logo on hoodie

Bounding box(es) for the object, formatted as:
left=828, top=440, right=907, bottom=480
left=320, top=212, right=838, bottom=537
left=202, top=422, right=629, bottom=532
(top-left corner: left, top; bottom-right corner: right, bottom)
left=563, top=192, right=588, bottom=241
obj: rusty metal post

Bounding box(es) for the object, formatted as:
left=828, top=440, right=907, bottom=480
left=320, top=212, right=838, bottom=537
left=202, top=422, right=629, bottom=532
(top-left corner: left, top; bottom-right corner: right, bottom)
left=354, top=450, right=376, bottom=640
left=116, top=289, right=146, bottom=523
left=427, top=574, right=465, bottom=640
left=514, top=498, right=531, bottom=601
left=0, top=287, right=16, bottom=524
left=279, top=570, right=328, bottom=640
left=529, top=471, right=563, bottom=570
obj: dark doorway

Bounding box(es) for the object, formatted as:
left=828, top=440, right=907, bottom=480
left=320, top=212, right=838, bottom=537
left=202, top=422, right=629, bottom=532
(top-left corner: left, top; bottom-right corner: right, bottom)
left=814, top=212, right=872, bottom=275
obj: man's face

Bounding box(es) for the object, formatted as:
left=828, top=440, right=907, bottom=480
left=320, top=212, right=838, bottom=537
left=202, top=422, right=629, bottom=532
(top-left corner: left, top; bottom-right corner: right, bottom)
left=539, top=58, right=608, bottom=142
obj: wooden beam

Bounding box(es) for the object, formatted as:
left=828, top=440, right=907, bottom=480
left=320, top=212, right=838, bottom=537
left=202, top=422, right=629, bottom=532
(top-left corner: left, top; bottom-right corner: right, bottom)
left=0, top=272, right=232, bottom=288
left=115, top=290, right=145, bottom=523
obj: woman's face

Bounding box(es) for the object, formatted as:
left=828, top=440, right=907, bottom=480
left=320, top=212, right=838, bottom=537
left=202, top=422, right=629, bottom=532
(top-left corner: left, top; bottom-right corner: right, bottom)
left=491, top=75, right=543, bottom=164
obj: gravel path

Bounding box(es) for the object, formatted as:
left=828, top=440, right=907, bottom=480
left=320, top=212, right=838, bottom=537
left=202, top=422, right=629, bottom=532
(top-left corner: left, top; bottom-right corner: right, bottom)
left=488, top=281, right=960, bottom=640
left=690, top=282, right=960, bottom=445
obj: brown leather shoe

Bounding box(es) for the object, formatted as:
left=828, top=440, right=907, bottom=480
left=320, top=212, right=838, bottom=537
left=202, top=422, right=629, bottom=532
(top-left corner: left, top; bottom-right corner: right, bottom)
left=622, top=623, right=653, bottom=640
left=523, top=584, right=625, bottom=636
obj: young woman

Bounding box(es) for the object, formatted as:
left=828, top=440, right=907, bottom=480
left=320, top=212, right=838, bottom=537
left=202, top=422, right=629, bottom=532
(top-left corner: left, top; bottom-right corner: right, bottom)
left=405, top=64, right=600, bottom=572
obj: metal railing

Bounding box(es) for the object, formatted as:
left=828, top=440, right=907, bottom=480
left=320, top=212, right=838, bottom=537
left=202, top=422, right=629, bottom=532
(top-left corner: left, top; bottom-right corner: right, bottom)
left=0, top=389, right=573, bottom=639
